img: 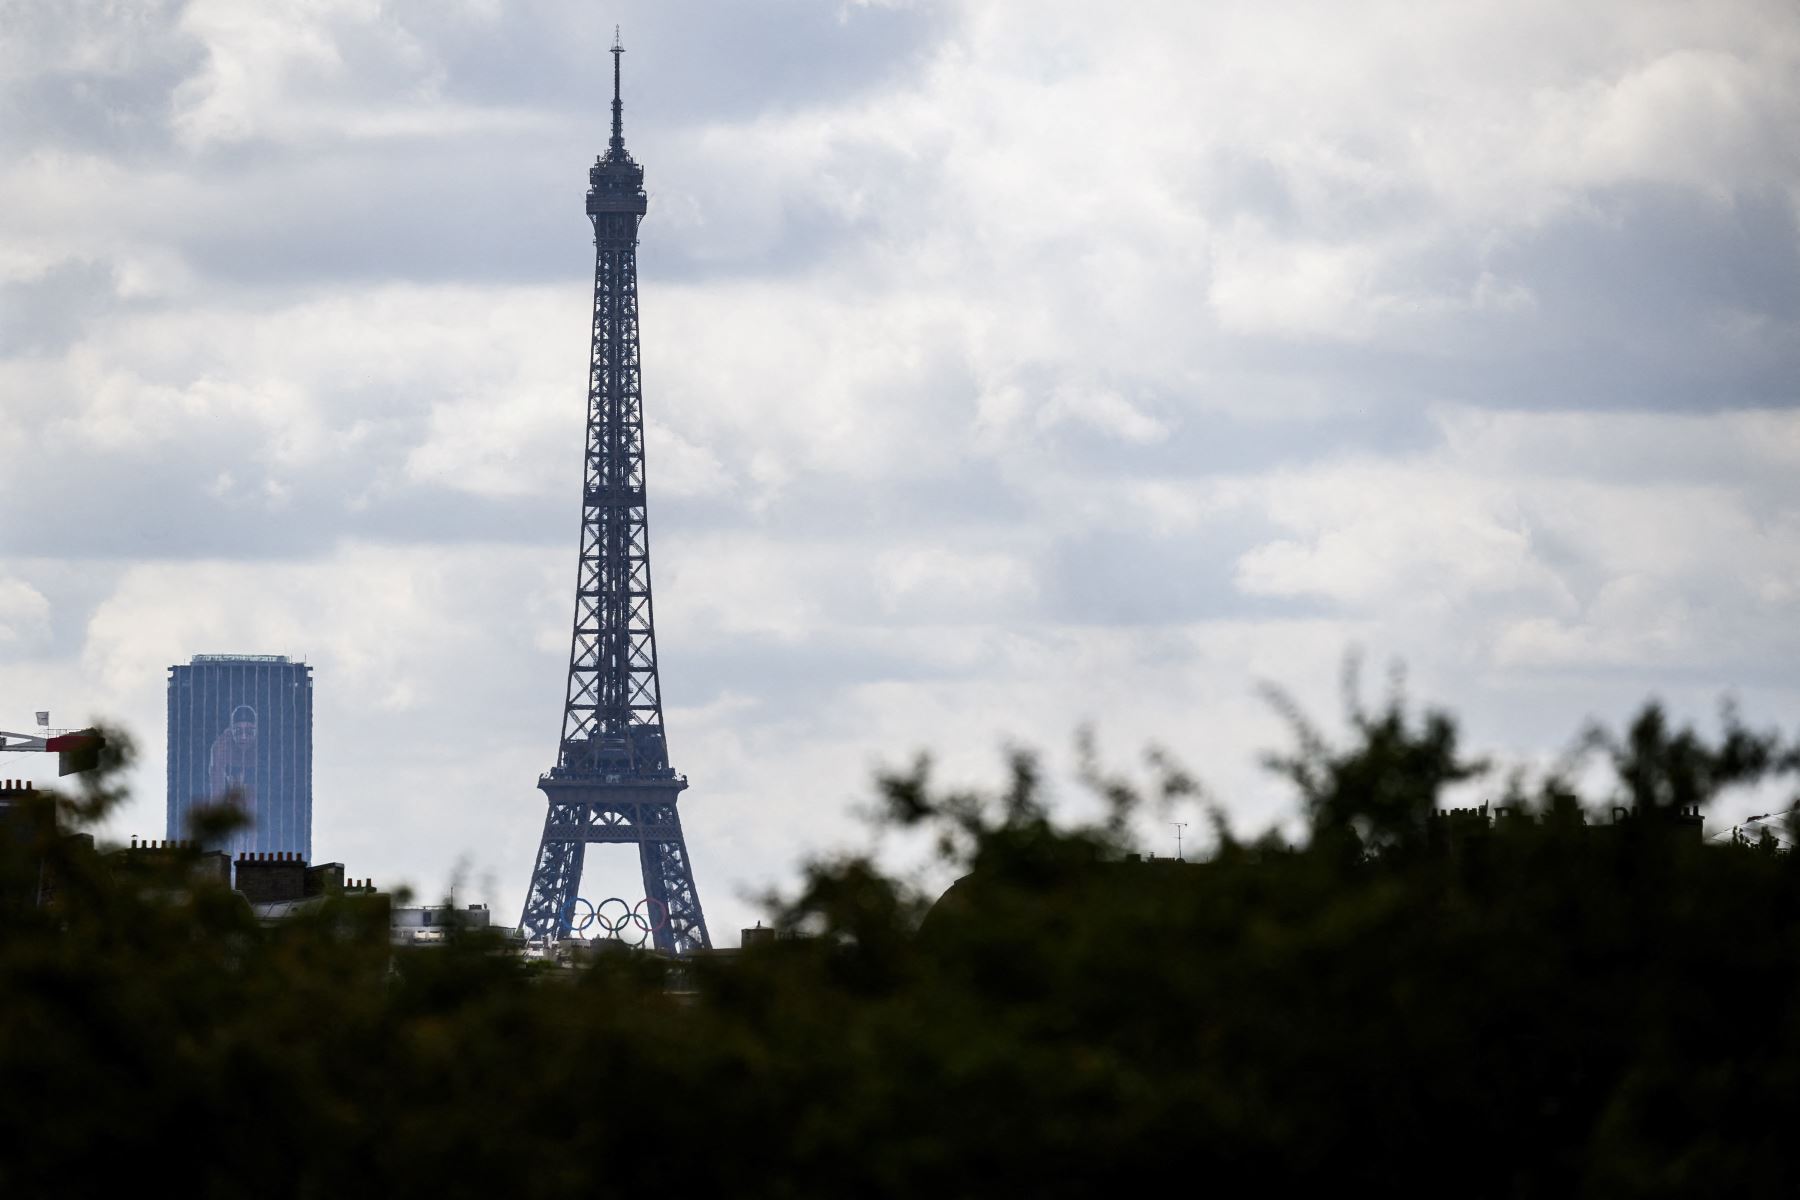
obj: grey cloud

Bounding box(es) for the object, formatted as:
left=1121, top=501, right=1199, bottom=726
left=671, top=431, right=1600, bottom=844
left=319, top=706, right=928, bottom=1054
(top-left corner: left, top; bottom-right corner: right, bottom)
left=2, top=59, right=199, bottom=159
left=1474, top=186, right=1800, bottom=409
left=3, top=1, right=948, bottom=293
left=1186, top=144, right=1438, bottom=241
left=0, top=439, right=571, bottom=562
left=0, top=0, right=197, bottom=157
left=1174, top=188, right=1800, bottom=419
left=0, top=557, right=124, bottom=665
left=985, top=366, right=1446, bottom=472
left=0, top=258, right=122, bottom=354
left=664, top=631, right=956, bottom=712
left=133, top=141, right=581, bottom=287
left=391, top=0, right=953, bottom=124
left=1040, top=524, right=1322, bottom=627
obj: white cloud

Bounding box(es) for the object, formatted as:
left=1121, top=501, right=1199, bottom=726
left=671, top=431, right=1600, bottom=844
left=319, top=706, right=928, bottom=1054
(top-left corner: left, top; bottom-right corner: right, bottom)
left=1234, top=461, right=1565, bottom=612
left=1232, top=407, right=1800, bottom=678
left=0, top=578, right=52, bottom=650
left=873, top=545, right=1036, bottom=619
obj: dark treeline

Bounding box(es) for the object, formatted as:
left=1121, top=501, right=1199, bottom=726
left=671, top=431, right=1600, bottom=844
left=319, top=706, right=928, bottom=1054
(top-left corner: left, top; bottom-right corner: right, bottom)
left=4, top=687, right=1800, bottom=1198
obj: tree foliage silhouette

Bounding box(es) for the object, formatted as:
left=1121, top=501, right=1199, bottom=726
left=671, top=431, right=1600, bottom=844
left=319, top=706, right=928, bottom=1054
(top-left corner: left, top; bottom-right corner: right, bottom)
left=2, top=694, right=1798, bottom=1198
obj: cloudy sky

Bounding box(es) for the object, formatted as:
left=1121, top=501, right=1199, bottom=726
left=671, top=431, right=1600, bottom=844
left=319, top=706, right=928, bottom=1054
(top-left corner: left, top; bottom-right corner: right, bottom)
left=3, top=0, right=1798, bottom=934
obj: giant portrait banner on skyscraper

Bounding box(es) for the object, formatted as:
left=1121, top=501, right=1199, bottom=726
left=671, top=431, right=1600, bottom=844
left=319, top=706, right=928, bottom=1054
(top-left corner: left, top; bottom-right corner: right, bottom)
left=167, top=655, right=313, bottom=860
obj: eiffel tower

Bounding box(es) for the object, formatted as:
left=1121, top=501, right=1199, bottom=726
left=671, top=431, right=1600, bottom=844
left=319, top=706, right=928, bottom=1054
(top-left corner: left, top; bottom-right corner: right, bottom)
left=519, top=34, right=710, bottom=953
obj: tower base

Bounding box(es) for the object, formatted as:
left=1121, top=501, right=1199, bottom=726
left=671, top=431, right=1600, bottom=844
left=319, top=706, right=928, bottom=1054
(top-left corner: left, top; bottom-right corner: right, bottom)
left=520, top=774, right=710, bottom=954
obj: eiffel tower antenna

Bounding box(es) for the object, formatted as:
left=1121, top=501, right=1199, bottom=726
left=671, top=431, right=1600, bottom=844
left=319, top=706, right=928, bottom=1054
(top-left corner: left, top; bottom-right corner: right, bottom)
left=519, top=40, right=711, bottom=953
left=608, top=26, right=626, bottom=160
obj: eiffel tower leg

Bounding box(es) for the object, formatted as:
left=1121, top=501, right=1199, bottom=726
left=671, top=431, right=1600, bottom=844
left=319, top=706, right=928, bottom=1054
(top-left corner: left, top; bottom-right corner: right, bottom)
left=521, top=820, right=586, bottom=940
left=639, top=814, right=709, bottom=954
left=637, top=836, right=676, bottom=954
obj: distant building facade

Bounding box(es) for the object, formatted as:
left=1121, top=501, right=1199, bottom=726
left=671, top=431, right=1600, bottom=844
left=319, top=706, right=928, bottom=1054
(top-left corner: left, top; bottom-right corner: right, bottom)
left=392, top=903, right=493, bottom=946
left=167, top=655, right=313, bottom=860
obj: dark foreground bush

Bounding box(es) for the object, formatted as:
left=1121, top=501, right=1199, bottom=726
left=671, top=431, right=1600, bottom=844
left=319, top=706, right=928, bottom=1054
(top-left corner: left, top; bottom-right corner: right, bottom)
left=2, top=694, right=1798, bottom=1198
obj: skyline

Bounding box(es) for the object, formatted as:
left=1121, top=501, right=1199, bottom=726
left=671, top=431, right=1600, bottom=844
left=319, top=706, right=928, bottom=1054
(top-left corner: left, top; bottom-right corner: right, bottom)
left=3, top=1, right=1797, bottom=935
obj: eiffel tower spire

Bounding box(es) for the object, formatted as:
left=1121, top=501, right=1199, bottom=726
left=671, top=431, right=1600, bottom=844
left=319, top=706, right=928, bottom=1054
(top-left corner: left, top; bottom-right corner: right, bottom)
left=607, top=26, right=627, bottom=162
left=519, top=41, right=711, bottom=953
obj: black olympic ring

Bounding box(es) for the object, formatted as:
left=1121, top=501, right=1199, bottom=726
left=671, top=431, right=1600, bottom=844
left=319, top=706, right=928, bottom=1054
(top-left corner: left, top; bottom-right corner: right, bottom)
left=569, top=896, right=671, bottom=945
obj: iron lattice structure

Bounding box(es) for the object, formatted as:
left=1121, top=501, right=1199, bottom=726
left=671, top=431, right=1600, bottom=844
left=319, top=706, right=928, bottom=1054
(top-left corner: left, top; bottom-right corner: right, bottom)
left=520, top=38, right=711, bottom=954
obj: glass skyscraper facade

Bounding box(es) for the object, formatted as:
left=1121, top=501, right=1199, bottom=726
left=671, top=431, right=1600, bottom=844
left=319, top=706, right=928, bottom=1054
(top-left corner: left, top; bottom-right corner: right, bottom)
left=166, top=654, right=313, bottom=860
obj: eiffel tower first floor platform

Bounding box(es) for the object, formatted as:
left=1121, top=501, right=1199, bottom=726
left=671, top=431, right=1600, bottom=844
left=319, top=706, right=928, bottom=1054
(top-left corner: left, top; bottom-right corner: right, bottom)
left=519, top=774, right=711, bottom=954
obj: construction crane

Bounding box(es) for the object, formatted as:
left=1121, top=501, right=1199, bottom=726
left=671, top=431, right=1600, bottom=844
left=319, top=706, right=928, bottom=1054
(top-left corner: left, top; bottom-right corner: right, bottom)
left=0, top=711, right=105, bottom=775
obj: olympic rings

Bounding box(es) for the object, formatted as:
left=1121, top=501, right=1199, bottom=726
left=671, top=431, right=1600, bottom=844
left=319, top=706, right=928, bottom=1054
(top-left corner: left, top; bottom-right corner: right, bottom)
left=634, top=896, right=668, bottom=935
left=570, top=897, right=598, bottom=934
left=569, top=896, right=671, bottom=946
left=596, top=896, right=632, bottom=936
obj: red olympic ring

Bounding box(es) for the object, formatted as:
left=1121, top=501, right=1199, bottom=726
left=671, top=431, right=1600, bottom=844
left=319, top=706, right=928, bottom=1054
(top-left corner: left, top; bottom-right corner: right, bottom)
left=633, top=896, right=668, bottom=934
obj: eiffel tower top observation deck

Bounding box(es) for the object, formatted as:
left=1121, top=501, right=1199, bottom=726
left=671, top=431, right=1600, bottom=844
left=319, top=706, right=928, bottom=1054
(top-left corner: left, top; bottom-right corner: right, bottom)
left=586, top=30, right=647, bottom=220
left=520, top=34, right=711, bottom=951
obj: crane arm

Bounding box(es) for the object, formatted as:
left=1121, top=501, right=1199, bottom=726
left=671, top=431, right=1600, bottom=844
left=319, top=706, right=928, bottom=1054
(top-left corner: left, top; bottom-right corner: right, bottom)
left=0, top=728, right=105, bottom=774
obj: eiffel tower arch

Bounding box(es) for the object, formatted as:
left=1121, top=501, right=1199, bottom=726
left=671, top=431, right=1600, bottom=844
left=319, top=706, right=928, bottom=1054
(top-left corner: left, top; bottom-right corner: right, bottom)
left=519, top=35, right=710, bottom=954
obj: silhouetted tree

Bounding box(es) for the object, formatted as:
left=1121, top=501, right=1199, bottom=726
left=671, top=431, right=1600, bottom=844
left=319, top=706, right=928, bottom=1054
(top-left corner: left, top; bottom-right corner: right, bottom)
left=2, top=694, right=1797, bottom=1198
